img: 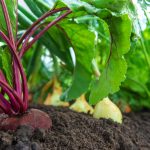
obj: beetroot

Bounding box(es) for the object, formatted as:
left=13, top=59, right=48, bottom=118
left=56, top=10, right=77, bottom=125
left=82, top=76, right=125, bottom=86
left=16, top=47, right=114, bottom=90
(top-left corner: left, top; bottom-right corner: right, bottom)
left=0, top=109, right=52, bottom=131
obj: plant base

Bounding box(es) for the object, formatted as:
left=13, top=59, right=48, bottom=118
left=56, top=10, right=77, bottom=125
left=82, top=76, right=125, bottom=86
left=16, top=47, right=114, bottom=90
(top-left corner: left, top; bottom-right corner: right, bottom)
left=0, top=109, right=52, bottom=131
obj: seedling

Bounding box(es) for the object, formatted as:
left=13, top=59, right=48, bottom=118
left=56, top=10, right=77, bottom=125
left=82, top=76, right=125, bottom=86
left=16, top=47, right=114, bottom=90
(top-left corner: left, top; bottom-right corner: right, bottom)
left=0, top=0, right=72, bottom=130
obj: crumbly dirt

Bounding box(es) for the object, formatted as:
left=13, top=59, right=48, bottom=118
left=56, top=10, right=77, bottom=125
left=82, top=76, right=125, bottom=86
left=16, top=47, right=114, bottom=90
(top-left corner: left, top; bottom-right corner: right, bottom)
left=0, top=104, right=149, bottom=150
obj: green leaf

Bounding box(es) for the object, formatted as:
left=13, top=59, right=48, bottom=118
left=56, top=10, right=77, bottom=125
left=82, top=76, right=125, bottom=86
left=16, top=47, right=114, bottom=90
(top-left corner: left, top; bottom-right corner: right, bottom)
left=60, top=22, right=95, bottom=100
left=18, top=4, right=37, bottom=22
left=89, top=14, right=132, bottom=104
left=60, top=0, right=99, bottom=13
left=122, top=28, right=150, bottom=95
left=33, top=0, right=51, bottom=13
left=89, top=0, right=128, bottom=13
left=0, top=41, right=6, bottom=47
left=90, top=58, right=127, bottom=104
left=0, top=5, right=7, bottom=33
left=24, top=0, right=43, bottom=17
left=0, top=47, right=12, bottom=85
left=58, top=0, right=128, bottom=19
left=0, top=0, right=16, bottom=36
left=108, top=15, right=132, bottom=56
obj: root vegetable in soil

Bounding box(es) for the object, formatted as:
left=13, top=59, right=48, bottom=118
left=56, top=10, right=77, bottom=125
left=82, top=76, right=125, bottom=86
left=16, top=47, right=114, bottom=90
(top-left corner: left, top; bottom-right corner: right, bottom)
left=0, top=0, right=71, bottom=130
left=0, top=105, right=149, bottom=150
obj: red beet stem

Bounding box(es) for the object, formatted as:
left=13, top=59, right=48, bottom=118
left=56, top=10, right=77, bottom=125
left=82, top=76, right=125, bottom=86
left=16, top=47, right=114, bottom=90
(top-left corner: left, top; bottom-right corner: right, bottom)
left=17, top=7, right=69, bottom=48
left=22, top=10, right=72, bottom=55
left=0, top=93, right=15, bottom=115
left=0, top=69, right=7, bottom=95
left=0, top=0, right=15, bottom=45
left=0, top=31, right=28, bottom=112
left=0, top=0, right=22, bottom=99
left=19, top=24, right=42, bottom=57
left=0, top=79, right=21, bottom=113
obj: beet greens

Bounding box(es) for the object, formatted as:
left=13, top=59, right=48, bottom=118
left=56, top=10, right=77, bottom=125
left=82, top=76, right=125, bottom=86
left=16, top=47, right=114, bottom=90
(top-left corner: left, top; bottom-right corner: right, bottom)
left=0, top=0, right=71, bottom=115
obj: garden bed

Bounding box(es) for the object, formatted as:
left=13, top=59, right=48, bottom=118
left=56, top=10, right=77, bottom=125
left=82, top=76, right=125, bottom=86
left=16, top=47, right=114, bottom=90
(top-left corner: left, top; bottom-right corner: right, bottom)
left=0, top=104, right=150, bottom=150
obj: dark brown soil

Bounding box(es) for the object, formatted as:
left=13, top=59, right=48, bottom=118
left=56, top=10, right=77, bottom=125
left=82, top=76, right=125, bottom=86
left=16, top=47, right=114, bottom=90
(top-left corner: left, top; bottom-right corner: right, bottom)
left=0, top=104, right=150, bottom=150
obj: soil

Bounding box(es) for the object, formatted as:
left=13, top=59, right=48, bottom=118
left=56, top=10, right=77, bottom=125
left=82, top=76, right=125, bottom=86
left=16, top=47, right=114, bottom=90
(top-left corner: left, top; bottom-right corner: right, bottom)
left=0, top=104, right=149, bottom=150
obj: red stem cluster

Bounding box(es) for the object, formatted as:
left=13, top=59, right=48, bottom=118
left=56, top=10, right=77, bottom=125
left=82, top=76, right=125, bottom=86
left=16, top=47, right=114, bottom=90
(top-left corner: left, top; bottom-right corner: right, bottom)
left=0, top=0, right=72, bottom=115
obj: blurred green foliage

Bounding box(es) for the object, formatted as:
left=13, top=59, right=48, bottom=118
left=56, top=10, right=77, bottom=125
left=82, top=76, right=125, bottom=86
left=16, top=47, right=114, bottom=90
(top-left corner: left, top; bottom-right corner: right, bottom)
left=3, top=0, right=148, bottom=111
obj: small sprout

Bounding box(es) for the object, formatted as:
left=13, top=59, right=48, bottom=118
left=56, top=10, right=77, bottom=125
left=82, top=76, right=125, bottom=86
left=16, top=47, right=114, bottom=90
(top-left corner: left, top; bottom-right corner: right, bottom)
left=70, top=95, right=94, bottom=114
left=93, top=97, right=122, bottom=123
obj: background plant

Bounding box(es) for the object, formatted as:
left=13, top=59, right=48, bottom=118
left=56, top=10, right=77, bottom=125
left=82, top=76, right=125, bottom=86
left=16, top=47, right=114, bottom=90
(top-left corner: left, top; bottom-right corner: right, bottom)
left=18, top=0, right=133, bottom=107
left=111, top=0, right=150, bottom=111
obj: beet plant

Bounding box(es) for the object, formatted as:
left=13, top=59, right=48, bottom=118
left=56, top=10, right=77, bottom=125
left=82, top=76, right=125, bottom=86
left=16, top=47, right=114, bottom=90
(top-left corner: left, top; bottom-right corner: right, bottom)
left=0, top=0, right=72, bottom=130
